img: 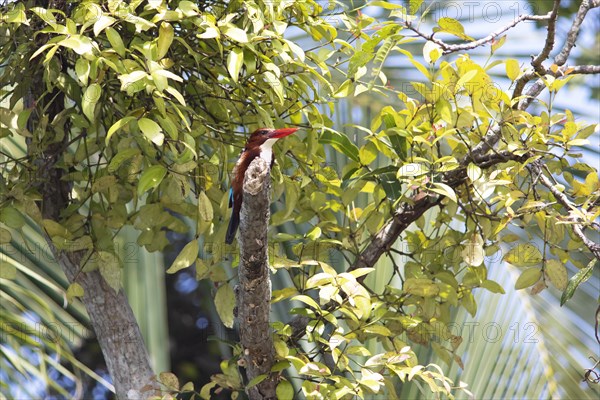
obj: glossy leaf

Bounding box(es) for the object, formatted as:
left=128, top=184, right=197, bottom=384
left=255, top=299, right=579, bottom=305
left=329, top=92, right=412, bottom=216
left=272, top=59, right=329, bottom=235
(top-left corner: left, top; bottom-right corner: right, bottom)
left=514, top=268, right=542, bottom=290
left=227, top=47, right=244, bottom=83
left=137, top=165, right=167, bottom=195
left=504, top=244, right=543, bottom=268
left=319, top=130, right=360, bottom=162
left=215, top=284, right=235, bottom=328
left=138, top=117, right=165, bottom=146
left=560, top=259, right=596, bottom=305
left=545, top=259, right=567, bottom=290
left=166, top=240, right=199, bottom=274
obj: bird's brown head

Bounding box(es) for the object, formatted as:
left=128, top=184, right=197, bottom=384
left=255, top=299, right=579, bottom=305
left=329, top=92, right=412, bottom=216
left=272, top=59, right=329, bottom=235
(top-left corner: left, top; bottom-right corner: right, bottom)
left=246, top=127, right=298, bottom=147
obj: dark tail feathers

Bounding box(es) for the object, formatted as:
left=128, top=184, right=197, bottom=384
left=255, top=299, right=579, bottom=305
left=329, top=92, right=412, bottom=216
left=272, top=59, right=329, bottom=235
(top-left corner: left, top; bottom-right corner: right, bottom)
left=225, top=212, right=239, bottom=244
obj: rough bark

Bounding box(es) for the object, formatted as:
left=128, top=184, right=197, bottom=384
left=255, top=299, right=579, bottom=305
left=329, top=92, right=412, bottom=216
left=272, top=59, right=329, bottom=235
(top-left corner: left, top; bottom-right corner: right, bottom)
left=36, top=140, right=158, bottom=399
left=237, top=158, right=277, bottom=399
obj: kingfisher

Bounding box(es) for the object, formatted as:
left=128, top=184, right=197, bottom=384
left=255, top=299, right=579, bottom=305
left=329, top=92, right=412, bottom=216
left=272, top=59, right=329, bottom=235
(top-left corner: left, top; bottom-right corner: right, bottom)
left=225, top=127, right=298, bottom=244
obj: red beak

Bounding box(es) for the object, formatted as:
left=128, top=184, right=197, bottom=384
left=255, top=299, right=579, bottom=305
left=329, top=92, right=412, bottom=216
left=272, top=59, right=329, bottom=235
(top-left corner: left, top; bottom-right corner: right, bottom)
left=268, top=127, right=298, bottom=139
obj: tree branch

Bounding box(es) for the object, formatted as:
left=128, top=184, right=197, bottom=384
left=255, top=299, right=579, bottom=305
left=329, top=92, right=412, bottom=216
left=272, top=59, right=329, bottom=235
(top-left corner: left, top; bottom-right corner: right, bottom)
left=403, top=13, right=552, bottom=55
left=349, top=150, right=529, bottom=279
left=350, top=197, right=443, bottom=276
left=528, top=160, right=600, bottom=260
left=516, top=64, right=600, bottom=110
left=513, top=0, right=560, bottom=100
left=530, top=0, right=562, bottom=73
left=555, top=0, right=600, bottom=66
left=565, top=65, right=600, bottom=75
left=237, top=157, right=277, bottom=400
left=515, top=0, right=600, bottom=102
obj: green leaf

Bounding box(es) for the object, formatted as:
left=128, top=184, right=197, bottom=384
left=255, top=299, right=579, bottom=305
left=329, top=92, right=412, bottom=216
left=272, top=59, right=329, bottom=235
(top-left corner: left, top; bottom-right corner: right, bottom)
left=364, top=325, right=393, bottom=336
left=435, top=17, right=473, bottom=40
left=491, top=35, right=506, bottom=53
left=397, top=163, right=428, bottom=178
left=481, top=280, right=505, bottom=294
left=263, top=71, right=283, bottom=104
left=75, top=58, right=90, bottom=85
left=247, top=374, right=267, bottom=388
left=455, top=69, right=478, bottom=91
left=306, top=272, right=334, bottom=289
left=514, top=268, right=542, bottom=290
left=0, top=108, right=19, bottom=131
left=404, top=278, right=440, bottom=297
left=349, top=268, right=375, bottom=279
left=293, top=294, right=321, bottom=310
left=105, top=116, right=136, bottom=145
left=137, top=165, right=167, bottom=195
left=108, top=148, right=141, bottom=172
left=98, top=251, right=121, bottom=292
left=409, top=0, right=424, bottom=13
left=222, top=26, right=248, bottom=43
left=106, top=27, right=126, bottom=57
left=215, top=284, right=235, bottom=328
left=157, top=22, right=174, bottom=59
left=66, top=282, right=85, bottom=299
left=462, top=234, right=484, bottom=266
left=165, top=86, right=186, bottom=106
left=166, top=240, right=199, bottom=273
left=138, top=118, right=165, bottom=146
left=306, top=226, right=322, bottom=240
left=545, top=259, right=567, bottom=290
left=467, top=163, right=482, bottom=181
left=272, top=287, right=298, bottom=303
left=178, top=0, right=200, bottom=16
left=93, top=15, right=116, bottom=36
left=119, top=70, right=148, bottom=91
left=319, top=130, right=360, bottom=162
left=29, top=43, right=56, bottom=61
left=159, top=372, right=180, bottom=391
left=227, top=47, right=244, bottom=83
left=82, top=84, right=102, bottom=121
left=560, top=259, right=596, bottom=305
left=370, top=1, right=406, bottom=9
left=359, top=142, right=378, bottom=165
left=423, top=41, right=442, bottom=64
left=198, top=27, right=219, bottom=39
left=299, top=362, right=331, bottom=377
left=43, top=219, right=72, bottom=239
left=333, top=79, right=353, bottom=98
left=429, top=182, right=457, bottom=202
left=5, top=3, right=28, bottom=25
left=198, top=191, right=213, bottom=221
left=200, top=382, right=217, bottom=400
left=504, top=244, right=543, bottom=267
left=59, top=35, right=93, bottom=55
left=505, top=59, right=520, bottom=81
left=276, top=380, right=294, bottom=400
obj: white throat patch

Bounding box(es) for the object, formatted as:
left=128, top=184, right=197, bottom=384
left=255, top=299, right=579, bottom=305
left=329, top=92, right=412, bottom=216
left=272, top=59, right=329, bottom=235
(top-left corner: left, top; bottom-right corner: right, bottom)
left=259, top=138, right=277, bottom=164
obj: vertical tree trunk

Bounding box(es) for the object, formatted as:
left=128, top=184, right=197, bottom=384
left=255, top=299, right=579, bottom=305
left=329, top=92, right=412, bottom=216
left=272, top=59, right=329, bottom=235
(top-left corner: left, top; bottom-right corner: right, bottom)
left=237, top=158, right=277, bottom=399
left=35, top=141, right=159, bottom=399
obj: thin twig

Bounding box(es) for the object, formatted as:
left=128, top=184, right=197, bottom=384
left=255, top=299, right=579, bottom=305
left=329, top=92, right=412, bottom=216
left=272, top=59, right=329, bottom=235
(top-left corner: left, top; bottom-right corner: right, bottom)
left=528, top=160, right=600, bottom=260
left=403, top=13, right=552, bottom=55
left=555, top=0, right=600, bottom=66
left=531, top=0, right=562, bottom=73
left=515, top=0, right=599, bottom=104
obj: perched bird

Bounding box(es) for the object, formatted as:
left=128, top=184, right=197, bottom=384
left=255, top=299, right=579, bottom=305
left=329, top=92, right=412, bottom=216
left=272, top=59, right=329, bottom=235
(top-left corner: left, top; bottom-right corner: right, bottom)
left=225, top=127, right=298, bottom=244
